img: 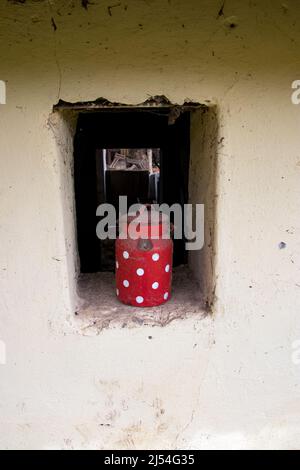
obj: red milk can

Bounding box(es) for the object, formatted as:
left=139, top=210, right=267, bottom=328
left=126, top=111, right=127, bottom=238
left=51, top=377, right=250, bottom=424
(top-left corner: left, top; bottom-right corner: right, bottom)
left=115, top=209, right=173, bottom=307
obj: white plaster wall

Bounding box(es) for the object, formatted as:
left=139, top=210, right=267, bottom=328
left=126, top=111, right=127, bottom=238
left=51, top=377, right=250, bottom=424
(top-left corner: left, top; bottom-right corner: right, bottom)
left=0, top=0, right=300, bottom=449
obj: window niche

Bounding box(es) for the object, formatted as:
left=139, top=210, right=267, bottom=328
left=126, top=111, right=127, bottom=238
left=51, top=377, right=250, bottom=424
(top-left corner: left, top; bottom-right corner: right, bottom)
left=50, top=97, right=218, bottom=331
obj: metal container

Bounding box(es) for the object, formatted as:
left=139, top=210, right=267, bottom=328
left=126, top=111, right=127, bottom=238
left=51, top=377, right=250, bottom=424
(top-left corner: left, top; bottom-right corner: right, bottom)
left=115, top=210, right=173, bottom=307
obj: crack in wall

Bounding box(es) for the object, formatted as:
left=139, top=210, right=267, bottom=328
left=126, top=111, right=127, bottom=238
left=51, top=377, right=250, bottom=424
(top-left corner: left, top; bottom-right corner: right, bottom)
left=47, top=0, right=62, bottom=100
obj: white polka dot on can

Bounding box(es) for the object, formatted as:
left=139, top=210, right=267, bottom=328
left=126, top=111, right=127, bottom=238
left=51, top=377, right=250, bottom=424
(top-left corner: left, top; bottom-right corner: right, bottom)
left=136, top=268, right=144, bottom=276
left=165, top=264, right=170, bottom=272
left=123, top=280, right=129, bottom=287
left=152, top=253, right=159, bottom=261
left=163, top=292, right=169, bottom=300
left=152, top=282, right=159, bottom=290
left=116, top=261, right=119, bottom=269
left=136, top=296, right=144, bottom=304
left=116, top=289, right=119, bottom=296
left=123, top=251, right=129, bottom=259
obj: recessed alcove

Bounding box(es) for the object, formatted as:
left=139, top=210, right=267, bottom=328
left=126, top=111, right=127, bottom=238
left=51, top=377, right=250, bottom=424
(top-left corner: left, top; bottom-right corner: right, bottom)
left=50, top=97, right=218, bottom=331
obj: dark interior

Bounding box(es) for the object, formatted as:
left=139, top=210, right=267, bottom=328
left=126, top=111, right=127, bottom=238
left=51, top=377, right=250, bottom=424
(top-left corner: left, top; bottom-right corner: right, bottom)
left=74, top=109, right=190, bottom=272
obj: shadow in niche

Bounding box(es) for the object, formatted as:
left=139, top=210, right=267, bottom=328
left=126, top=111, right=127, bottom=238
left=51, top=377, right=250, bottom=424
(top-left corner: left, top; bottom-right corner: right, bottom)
left=73, top=109, right=191, bottom=273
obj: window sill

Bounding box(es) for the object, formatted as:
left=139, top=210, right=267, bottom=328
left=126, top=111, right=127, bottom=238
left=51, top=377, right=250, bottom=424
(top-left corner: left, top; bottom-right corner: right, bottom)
left=73, top=266, right=207, bottom=334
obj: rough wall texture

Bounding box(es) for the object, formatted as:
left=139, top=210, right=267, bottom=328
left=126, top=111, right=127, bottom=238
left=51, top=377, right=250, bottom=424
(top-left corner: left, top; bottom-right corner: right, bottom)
left=0, top=0, right=300, bottom=449
left=189, top=106, right=218, bottom=308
